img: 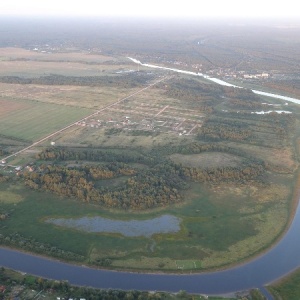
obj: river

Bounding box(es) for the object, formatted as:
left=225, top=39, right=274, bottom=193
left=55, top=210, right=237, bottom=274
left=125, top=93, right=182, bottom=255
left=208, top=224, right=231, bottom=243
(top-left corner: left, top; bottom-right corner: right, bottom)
left=128, top=57, right=300, bottom=105
left=2, top=199, right=300, bottom=296
left=2, top=59, right=300, bottom=297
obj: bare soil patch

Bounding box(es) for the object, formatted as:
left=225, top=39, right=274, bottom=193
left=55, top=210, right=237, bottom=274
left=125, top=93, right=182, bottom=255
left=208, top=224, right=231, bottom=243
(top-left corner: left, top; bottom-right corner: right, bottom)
left=0, top=98, right=29, bottom=117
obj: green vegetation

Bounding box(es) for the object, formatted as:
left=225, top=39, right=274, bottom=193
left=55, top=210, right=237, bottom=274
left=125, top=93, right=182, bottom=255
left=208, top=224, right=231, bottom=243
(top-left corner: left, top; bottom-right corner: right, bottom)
left=0, top=267, right=239, bottom=300
left=0, top=46, right=299, bottom=275
left=0, top=72, right=155, bottom=89
left=268, top=268, right=300, bottom=299
left=0, top=98, right=91, bottom=142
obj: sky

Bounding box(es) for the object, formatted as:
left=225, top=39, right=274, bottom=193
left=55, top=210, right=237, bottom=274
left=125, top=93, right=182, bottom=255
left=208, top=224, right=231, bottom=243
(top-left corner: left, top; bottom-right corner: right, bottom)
left=0, top=0, right=299, bottom=19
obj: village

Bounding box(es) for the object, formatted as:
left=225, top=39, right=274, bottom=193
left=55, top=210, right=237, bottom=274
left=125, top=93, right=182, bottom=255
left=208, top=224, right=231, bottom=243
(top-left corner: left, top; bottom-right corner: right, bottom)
left=75, top=100, right=204, bottom=137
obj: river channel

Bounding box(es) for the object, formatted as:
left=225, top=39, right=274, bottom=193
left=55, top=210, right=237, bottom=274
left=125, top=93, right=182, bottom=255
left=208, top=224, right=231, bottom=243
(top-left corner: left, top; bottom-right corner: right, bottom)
left=1, top=198, right=300, bottom=295
left=1, top=59, right=300, bottom=296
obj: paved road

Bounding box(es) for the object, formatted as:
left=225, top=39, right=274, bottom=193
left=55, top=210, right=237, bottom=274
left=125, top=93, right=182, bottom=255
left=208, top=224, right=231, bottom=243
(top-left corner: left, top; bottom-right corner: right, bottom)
left=1, top=76, right=168, bottom=162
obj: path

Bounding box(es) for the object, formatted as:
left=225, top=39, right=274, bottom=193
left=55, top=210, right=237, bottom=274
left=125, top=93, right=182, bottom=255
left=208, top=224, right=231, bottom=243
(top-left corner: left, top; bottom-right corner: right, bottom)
left=1, top=76, right=169, bottom=162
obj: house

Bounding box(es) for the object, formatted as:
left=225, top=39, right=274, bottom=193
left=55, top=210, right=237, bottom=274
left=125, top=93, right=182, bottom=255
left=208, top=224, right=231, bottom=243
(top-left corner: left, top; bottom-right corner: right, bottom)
left=26, top=165, right=35, bottom=172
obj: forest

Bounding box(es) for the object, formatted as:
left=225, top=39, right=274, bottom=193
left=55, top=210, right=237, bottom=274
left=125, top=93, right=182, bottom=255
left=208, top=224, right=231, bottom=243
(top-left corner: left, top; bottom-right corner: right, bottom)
left=0, top=72, right=155, bottom=88
left=23, top=161, right=184, bottom=209
left=22, top=146, right=267, bottom=210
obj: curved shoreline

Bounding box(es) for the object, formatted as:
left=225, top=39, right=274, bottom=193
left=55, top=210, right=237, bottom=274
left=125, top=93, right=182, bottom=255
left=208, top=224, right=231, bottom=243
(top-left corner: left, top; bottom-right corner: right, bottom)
left=1, top=175, right=300, bottom=295
left=1, top=176, right=299, bottom=278
left=1, top=151, right=300, bottom=293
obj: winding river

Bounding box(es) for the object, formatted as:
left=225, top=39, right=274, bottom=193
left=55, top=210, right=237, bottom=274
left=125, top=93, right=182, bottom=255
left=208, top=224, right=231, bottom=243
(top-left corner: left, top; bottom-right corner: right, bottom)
left=2, top=201, right=300, bottom=295
left=128, top=57, right=300, bottom=105
left=1, top=59, right=300, bottom=296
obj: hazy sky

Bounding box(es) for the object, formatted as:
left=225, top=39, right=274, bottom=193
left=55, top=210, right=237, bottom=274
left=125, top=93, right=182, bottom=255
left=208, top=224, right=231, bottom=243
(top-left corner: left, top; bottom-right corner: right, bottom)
left=0, top=0, right=298, bottom=18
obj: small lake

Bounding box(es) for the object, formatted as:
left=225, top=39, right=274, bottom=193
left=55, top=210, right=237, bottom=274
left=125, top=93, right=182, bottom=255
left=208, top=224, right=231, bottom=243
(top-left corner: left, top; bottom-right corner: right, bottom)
left=46, top=215, right=181, bottom=237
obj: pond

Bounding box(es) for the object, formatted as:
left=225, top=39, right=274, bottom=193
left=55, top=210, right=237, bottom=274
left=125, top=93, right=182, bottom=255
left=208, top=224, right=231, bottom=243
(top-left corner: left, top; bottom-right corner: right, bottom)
left=46, top=214, right=181, bottom=237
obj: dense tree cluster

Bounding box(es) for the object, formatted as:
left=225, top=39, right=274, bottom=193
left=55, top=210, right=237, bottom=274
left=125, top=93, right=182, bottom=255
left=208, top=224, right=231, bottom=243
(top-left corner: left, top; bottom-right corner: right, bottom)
left=0, top=267, right=195, bottom=300
left=183, top=162, right=265, bottom=183
left=198, top=111, right=295, bottom=144
left=0, top=233, right=84, bottom=261
left=264, top=79, right=300, bottom=98
left=223, top=86, right=259, bottom=100
left=161, top=79, right=267, bottom=114
left=27, top=145, right=268, bottom=209
left=0, top=72, right=154, bottom=88
left=161, top=78, right=223, bottom=110
left=23, top=162, right=184, bottom=210
left=175, top=142, right=259, bottom=161
left=227, top=98, right=268, bottom=110
left=198, top=122, right=253, bottom=141
left=36, top=148, right=161, bottom=166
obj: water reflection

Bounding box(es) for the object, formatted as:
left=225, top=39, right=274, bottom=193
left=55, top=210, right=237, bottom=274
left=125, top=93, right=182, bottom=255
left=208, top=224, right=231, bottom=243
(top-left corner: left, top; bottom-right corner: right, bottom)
left=46, top=215, right=181, bottom=237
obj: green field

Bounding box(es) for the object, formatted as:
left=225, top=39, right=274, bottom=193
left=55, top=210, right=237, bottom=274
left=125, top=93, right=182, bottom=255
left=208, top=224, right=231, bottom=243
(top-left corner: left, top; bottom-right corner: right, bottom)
left=0, top=98, right=92, bottom=142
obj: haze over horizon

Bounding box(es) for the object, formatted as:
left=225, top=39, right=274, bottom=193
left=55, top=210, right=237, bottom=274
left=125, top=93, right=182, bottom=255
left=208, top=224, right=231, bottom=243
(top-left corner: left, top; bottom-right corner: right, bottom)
left=0, top=0, right=299, bottom=20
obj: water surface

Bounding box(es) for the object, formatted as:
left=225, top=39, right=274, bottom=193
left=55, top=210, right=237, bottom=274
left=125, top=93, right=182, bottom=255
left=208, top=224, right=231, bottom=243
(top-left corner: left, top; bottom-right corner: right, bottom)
left=46, top=215, right=181, bottom=237
left=128, top=57, right=300, bottom=104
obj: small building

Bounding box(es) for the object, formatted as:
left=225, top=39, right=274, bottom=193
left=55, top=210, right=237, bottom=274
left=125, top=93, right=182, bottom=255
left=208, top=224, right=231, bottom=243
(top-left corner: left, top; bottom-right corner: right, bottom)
left=51, top=141, right=55, bottom=146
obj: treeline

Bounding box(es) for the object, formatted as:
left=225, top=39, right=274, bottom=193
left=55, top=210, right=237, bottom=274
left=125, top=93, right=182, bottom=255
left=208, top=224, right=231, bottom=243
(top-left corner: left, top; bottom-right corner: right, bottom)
left=161, top=79, right=265, bottom=112
left=198, top=122, right=253, bottom=141
left=183, top=162, right=265, bottom=183
left=175, top=142, right=259, bottom=162
left=227, top=98, right=268, bottom=110
left=0, top=233, right=84, bottom=261
left=0, top=268, right=195, bottom=300
left=161, top=78, right=222, bottom=110
left=23, top=160, right=265, bottom=208
left=0, top=72, right=154, bottom=88
left=198, top=111, right=295, bottom=143
left=23, top=162, right=184, bottom=210
left=264, top=79, right=300, bottom=98
left=223, top=86, right=260, bottom=100
left=36, top=147, right=162, bottom=166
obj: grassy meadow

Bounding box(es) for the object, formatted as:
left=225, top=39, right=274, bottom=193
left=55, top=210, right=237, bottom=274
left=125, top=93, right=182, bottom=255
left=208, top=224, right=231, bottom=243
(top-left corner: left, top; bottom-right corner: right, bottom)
left=0, top=98, right=92, bottom=142
left=0, top=82, right=139, bottom=109
left=268, top=268, right=300, bottom=299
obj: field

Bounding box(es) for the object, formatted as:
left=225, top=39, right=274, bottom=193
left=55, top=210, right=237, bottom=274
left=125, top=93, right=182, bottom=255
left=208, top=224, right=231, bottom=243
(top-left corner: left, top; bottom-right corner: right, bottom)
left=169, top=152, right=244, bottom=168
left=0, top=97, right=91, bottom=141
left=0, top=82, right=138, bottom=109
left=0, top=45, right=300, bottom=274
